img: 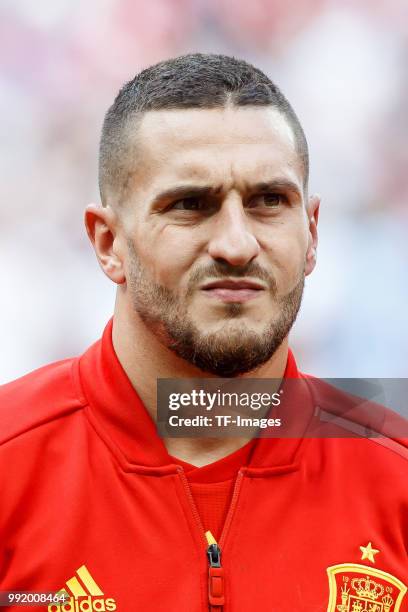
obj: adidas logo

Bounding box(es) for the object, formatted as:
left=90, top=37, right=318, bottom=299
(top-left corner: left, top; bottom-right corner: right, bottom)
left=48, top=564, right=117, bottom=611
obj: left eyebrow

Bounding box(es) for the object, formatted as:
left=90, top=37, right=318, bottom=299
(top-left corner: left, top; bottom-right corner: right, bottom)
left=249, top=179, right=303, bottom=199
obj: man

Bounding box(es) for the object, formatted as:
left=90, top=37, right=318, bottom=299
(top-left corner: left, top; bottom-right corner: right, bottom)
left=0, top=54, right=407, bottom=612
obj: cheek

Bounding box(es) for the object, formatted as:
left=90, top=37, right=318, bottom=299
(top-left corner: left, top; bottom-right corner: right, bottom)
left=261, top=223, right=308, bottom=283
left=133, top=228, right=200, bottom=289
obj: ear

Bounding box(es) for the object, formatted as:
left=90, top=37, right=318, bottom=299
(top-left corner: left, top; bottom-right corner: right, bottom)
left=305, top=194, right=320, bottom=276
left=84, top=203, right=126, bottom=284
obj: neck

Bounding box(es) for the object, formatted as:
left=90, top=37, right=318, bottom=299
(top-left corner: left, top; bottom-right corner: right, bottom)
left=112, top=300, right=289, bottom=466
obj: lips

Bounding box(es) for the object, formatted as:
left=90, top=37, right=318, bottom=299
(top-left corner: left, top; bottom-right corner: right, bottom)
left=200, top=279, right=265, bottom=303
left=201, top=279, right=265, bottom=291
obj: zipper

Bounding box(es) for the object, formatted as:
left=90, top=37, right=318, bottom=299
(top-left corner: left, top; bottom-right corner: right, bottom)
left=178, top=468, right=245, bottom=611
left=206, top=531, right=224, bottom=611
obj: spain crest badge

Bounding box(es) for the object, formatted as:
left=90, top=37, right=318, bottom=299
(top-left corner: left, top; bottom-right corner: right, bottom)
left=327, top=564, right=407, bottom=611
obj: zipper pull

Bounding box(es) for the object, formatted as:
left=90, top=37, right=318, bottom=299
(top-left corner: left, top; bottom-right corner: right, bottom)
left=206, top=531, right=225, bottom=610
left=207, top=531, right=221, bottom=567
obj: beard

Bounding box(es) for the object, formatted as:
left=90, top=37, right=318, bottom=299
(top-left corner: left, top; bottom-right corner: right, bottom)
left=127, top=241, right=305, bottom=377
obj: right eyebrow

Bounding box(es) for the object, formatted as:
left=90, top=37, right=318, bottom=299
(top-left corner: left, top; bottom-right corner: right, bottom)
left=150, top=184, right=222, bottom=208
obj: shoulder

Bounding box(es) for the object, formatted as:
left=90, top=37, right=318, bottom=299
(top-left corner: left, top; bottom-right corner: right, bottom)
left=0, top=358, right=86, bottom=447
left=302, top=374, right=408, bottom=463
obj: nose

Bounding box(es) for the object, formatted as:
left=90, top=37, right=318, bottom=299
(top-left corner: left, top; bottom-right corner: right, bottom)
left=207, top=194, right=260, bottom=266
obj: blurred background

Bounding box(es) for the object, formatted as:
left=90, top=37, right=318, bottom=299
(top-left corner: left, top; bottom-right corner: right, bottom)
left=1, top=0, right=407, bottom=383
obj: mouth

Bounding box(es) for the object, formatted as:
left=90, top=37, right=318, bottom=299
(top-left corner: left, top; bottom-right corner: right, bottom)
left=200, top=278, right=266, bottom=303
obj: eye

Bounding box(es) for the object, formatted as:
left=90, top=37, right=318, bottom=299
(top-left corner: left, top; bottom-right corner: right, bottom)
left=171, top=197, right=203, bottom=211
left=248, top=193, right=287, bottom=209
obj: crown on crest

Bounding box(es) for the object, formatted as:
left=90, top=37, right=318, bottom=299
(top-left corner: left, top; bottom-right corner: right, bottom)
left=351, top=576, right=384, bottom=600
left=382, top=593, right=394, bottom=609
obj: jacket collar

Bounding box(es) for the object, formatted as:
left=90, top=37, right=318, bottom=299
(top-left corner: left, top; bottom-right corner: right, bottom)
left=76, top=319, right=314, bottom=473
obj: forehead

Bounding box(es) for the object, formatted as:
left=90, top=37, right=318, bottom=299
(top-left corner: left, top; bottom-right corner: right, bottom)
left=130, top=106, right=303, bottom=194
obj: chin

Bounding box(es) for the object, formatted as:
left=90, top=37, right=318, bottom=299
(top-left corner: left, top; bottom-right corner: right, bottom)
left=196, top=318, right=270, bottom=339
left=194, top=302, right=272, bottom=325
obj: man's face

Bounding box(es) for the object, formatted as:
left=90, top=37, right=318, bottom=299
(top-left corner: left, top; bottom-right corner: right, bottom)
left=117, top=106, right=317, bottom=376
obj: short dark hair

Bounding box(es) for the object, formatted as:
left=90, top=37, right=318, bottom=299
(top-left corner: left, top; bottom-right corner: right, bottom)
left=99, top=53, right=309, bottom=206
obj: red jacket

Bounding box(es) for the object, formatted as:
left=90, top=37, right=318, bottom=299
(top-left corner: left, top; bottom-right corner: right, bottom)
left=1, top=321, right=407, bottom=611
